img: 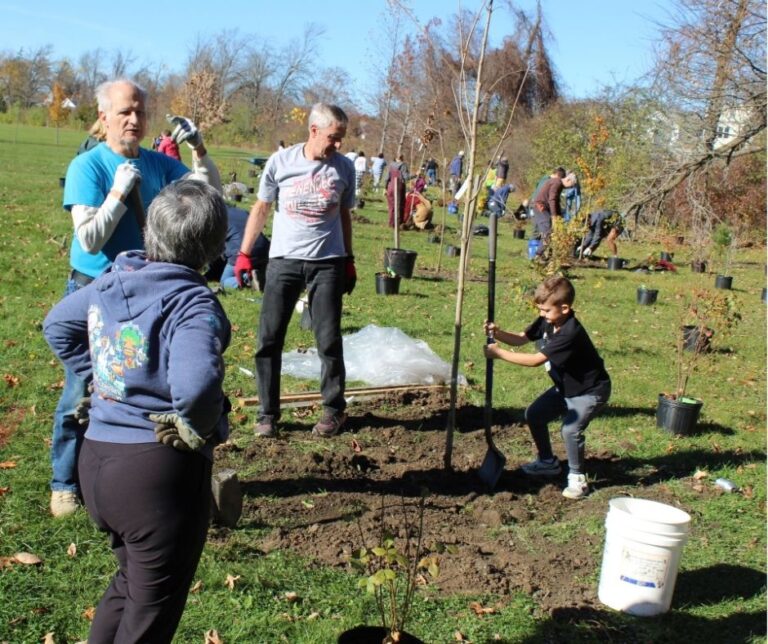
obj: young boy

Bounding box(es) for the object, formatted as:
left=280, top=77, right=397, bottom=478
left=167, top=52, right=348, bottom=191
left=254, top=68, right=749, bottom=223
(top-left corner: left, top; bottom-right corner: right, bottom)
left=483, top=276, right=611, bottom=499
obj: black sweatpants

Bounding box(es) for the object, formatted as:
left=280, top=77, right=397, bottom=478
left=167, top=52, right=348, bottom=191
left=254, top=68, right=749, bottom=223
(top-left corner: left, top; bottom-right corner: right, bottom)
left=79, top=438, right=212, bottom=644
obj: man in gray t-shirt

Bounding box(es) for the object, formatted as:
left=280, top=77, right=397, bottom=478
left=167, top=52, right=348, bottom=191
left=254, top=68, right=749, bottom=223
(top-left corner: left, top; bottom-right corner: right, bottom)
left=235, top=103, right=356, bottom=439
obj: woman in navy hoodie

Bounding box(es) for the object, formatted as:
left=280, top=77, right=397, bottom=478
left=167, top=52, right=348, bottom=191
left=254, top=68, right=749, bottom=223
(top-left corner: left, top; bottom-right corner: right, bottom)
left=44, top=180, right=231, bottom=643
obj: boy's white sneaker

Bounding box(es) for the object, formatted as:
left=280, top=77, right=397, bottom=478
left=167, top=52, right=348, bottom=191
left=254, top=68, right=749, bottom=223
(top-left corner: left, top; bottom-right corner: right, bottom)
left=562, top=473, right=589, bottom=499
left=521, top=457, right=561, bottom=477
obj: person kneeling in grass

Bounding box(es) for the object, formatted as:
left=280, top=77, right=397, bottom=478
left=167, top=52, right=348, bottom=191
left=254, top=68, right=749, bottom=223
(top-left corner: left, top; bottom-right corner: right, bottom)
left=483, top=276, right=611, bottom=499
left=44, top=180, right=231, bottom=643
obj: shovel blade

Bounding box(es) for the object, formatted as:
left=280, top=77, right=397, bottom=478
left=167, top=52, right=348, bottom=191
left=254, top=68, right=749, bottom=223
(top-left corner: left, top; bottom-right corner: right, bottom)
left=478, top=447, right=506, bottom=489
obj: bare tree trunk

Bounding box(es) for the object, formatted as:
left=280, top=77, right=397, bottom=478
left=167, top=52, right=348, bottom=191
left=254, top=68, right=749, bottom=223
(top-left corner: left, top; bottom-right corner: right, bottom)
left=444, top=1, right=494, bottom=471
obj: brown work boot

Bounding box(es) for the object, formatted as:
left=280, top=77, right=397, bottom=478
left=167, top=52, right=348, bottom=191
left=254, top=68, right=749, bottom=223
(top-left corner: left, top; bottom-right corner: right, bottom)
left=312, top=411, right=347, bottom=438
left=50, top=490, right=79, bottom=517
left=254, top=415, right=277, bottom=438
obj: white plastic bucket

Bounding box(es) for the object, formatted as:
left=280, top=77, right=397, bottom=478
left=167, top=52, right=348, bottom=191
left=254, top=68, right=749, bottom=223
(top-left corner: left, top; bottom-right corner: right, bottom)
left=598, top=497, right=691, bottom=616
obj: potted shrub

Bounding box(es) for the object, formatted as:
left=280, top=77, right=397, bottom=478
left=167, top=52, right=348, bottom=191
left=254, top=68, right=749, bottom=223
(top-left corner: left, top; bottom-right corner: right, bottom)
left=637, top=284, right=659, bottom=305
left=712, top=223, right=736, bottom=289
left=343, top=497, right=447, bottom=644
left=657, top=289, right=740, bottom=434
left=375, top=268, right=401, bottom=296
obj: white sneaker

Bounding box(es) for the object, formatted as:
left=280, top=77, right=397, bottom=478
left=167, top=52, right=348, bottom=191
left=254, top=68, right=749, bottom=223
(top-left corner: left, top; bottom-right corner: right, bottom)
left=562, top=474, right=589, bottom=499
left=50, top=490, right=79, bottom=517
left=521, top=457, right=561, bottom=477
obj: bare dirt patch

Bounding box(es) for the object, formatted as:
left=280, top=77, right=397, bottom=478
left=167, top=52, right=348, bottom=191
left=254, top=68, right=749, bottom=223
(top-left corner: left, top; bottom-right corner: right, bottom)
left=214, top=390, right=678, bottom=615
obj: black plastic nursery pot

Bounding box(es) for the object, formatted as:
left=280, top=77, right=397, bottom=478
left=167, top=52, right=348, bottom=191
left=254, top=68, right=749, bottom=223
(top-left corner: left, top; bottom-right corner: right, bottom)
left=682, top=325, right=713, bottom=352
left=513, top=228, right=526, bottom=239
left=656, top=394, right=703, bottom=435
left=636, top=288, right=659, bottom=305
left=607, top=256, right=626, bottom=270
left=660, top=251, right=674, bottom=262
left=714, top=274, right=733, bottom=290
left=375, top=272, right=401, bottom=295
left=762, top=287, right=767, bottom=303
left=384, top=248, right=418, bottom=278
left=59, top=177, right=66, bottom=188
left=444, top=245, right=460, bottom=257
left=338, top=626, right=425, bottom=644
left=691, top=260, right=707, bottom=273
left=427, top=233, right=440, bottom=244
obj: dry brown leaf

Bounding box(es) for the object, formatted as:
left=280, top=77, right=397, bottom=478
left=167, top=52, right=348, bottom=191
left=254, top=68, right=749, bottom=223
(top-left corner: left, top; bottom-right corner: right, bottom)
left=469, top=600, right=495, bottom=615
left=742, top=486, right=754, bottom=498
left=67, top=543, right=77, bottom=557
left=351, top=438, right=362, bottom=453
left=692, top=469, right=708, bottom=480
left=82, top=606, right=96, bottom=621
left=0, top=486, right=10, bottom=496
left=4, top=374, right=20, bottom=387
left=204, top=629, right=223, bottom=644
left=14, top=552, right=42, bottom=565
left=306, top=612, right=320, bottom=620
left=284, top=591, right=299, bottom=602
left=225, top=574, right=241, bottom=590
left=0, top=461, right=17, bottom=469
left=454, top=631, right=467, bottom=641
left=42, top=632, right=55, bottom=644
left=0, top=556, right=15, bottom=569
left=190, top=580, right=203, bottom=593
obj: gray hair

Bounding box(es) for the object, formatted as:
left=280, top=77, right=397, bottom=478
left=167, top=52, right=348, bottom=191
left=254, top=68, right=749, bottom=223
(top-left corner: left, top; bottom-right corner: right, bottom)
left=145, top=180, right=227, bottom=270
left=308, top=103, right=348, bottom=130
left=95, top=79, right=148, bottom=112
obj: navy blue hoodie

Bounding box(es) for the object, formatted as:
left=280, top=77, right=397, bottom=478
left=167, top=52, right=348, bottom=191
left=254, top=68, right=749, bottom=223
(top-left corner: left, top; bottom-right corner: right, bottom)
left=44, top=251, right=231, bottom=458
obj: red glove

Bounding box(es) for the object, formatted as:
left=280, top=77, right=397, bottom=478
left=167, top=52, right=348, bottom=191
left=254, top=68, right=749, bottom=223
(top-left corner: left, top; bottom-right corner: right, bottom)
left=234, top=251, right=254, bottom=287
left=344, top=256, right=357, bottom=295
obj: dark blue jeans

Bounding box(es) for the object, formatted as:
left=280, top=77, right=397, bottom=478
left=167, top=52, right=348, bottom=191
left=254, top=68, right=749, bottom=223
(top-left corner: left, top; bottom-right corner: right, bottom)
left=256, top=258, right=346, bottom=419
left=51, top=278, right=91, bottom=493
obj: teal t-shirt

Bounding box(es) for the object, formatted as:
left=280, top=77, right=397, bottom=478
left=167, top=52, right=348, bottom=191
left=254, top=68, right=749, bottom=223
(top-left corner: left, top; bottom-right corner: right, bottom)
left=63, top=144, right=189, bottom=278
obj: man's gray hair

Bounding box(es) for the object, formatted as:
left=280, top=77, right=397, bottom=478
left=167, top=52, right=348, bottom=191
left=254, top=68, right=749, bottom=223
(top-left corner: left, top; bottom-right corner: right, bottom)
left=145, top=180, right=227, bottom=270
left=308, top=103, right=348, bottom=130
left=95, top=79, right=148, bottom=112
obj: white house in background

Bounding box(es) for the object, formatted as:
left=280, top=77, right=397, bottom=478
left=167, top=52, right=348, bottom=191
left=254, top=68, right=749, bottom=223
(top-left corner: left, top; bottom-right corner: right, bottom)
left=61, top=97, right=76, bottom=110
left=713, top=106, right=752, bottom=149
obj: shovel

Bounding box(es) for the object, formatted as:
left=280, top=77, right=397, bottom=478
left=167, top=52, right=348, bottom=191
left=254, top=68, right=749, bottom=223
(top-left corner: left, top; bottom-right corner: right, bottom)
left=478, top=212, right=506, bottom=488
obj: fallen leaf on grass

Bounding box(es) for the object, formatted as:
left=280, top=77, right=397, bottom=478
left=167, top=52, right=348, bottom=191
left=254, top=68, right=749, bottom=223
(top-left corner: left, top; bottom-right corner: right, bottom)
left=190, top=580, right=203, bottom=593
left=82, top=607, right=95, bottom=621
left=0, top=556, right=15, bottom=569
left=469, top=601, right=496, bottom=615
left=454, top=631, right=468, bottom=641
left=14, top=552, right=42, bottom=565
left=67, top=543, right=77, bottom=557
left=306, top=611, right=319, bottom=620
left=4, top=374, right=20, bottom=387
left=693, top=469, right=709, bottom=480
left=225, top=574, right=241, bottom=590
left=742, top=486, right=754, bottom=499
left=301, top=499, right=315, bottom=509
left=42, top=632, right=55, bottom=644
left=0, top=461, right=17, bottom=469
left=0, top=486, right=10, bottom=496
left=351, top=438, right=362, bottom=453
left=284, top=591, right=300, bottom=602
left=204, top=629, right=223, bottom=644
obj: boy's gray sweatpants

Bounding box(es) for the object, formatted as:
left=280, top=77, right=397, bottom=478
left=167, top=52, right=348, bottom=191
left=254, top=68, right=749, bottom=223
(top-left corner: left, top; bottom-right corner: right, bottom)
left=525, top=385, right=610, bottom=474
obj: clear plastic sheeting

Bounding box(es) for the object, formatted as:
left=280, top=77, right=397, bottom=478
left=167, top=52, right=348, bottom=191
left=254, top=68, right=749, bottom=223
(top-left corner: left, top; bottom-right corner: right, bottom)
left=281, top=324, right=466, bottom=386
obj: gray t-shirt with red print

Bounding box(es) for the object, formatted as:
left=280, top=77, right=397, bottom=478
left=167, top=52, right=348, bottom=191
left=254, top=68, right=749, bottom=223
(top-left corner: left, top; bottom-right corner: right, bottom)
left=258, top=143, right=355, bottom=260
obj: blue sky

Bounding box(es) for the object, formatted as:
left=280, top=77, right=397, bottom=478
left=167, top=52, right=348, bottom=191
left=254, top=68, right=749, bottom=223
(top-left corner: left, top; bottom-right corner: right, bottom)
left=0, top=1, right=674, bottom=100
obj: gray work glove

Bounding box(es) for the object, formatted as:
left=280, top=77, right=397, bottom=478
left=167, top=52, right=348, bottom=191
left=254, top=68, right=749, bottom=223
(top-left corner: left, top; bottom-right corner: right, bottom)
left=149, top=412, right=207, bottom=452
left=74, top=396, right=91, bottom=426
left=166, top=114, right=202, bottom=149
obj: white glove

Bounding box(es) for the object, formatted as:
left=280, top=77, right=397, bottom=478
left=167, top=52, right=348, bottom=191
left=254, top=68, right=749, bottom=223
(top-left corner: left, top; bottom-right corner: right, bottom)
left=112, top=162, right=141, bottom=196
left=166, top=114, right=202, bottom=149
left=583, top=247, right=592, bottom=257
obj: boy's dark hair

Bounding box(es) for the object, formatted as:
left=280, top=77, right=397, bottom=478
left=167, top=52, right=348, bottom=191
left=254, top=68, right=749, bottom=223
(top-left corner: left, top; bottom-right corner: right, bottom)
left=534, top=276, right=575, bottom=306
left=553, top=167, right=566, bottom=178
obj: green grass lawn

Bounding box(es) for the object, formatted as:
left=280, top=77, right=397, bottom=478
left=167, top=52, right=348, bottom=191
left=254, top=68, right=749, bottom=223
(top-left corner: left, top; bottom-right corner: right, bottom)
left=0, top=124, right=765, bottom=643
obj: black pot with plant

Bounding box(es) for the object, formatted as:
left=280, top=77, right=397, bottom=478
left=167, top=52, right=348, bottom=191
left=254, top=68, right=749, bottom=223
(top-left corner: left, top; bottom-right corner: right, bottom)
left=657, top=288, right=740, bottom=434
left=637, top=286, right=659, bottom=305
left=375, top=270, right=401, bottom=295
left=712, top=223, right=736, bottom=290
left=384, top=248, right=418, bottom=279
